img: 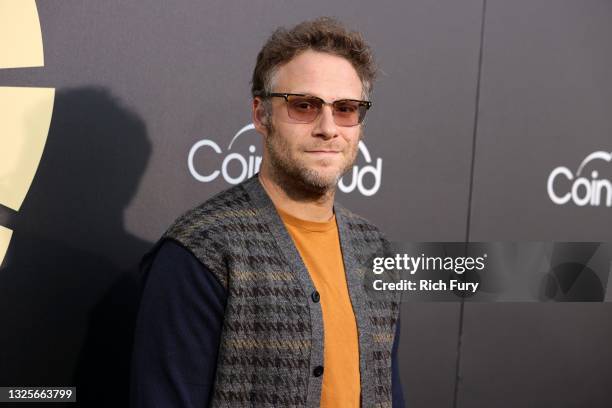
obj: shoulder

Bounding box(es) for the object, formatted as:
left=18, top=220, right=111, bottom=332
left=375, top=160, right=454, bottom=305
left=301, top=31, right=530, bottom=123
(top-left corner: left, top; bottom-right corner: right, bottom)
left=159, top=179, right=258, bottom=290
left=335, top=203, right=387, bottom=242
left=146, top=239, right=227, bottom=297
left=165, top=181, right=255, bottom=240
left=335, top=203, right=394, bottom=265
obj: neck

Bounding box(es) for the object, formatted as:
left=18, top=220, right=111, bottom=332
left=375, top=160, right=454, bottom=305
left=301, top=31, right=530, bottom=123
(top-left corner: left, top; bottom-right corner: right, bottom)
left=258, top=167, right=336, bottom=223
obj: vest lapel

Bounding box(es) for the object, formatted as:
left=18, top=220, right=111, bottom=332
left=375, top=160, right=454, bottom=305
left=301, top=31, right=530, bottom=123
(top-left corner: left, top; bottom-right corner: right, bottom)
left=335, top=204, right=377, bottom=407
left=242, top=175, right=324, bottom=408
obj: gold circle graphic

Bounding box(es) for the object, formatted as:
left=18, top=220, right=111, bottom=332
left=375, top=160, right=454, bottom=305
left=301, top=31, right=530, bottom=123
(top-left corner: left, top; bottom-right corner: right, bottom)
left=0, top=0, right=55, bottom=266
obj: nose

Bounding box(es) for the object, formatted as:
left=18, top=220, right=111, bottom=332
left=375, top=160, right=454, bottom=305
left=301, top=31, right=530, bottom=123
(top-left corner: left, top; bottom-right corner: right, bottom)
left=312, top=105, right=338, bottom=140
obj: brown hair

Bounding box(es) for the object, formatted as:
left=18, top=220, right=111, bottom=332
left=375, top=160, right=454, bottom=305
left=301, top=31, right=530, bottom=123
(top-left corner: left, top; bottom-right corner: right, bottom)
left=251, top=17, right=377, bottom=100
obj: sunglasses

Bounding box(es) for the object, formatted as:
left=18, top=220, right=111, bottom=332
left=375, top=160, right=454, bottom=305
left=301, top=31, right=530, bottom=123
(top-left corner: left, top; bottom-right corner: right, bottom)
left=260, top=92, right=372, bottom=127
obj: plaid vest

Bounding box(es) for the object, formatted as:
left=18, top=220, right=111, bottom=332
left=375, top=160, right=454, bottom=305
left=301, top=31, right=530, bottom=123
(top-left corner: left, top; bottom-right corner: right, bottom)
left=163, top=175, right=400, bottom=407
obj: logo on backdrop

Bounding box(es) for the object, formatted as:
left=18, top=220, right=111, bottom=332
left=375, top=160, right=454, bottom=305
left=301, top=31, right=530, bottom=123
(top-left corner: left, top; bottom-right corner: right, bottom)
left=188, top=123, right=383, bottom=196
left=547, top=151, right=612, bottom=208
left=0, top=1, right=55, bottom=267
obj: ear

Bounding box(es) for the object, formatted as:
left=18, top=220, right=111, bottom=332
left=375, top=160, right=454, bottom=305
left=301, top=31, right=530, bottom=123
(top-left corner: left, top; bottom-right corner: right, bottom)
left=252, top=97, right=269, bottom=137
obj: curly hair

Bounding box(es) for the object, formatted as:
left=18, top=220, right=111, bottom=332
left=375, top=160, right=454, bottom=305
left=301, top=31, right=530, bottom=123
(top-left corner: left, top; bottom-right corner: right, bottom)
left=251, top=17, right=377, bottom=101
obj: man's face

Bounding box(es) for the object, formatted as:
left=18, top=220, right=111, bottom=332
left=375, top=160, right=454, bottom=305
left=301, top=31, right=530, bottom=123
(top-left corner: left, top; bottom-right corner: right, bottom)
left=257, top=50, right=364, bottom=193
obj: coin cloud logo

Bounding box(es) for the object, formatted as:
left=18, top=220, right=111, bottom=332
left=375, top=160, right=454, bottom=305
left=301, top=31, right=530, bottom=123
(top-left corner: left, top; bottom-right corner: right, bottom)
left=547, top=151, right=612, bottom=208
left=188, top=123, right=383, bottom=196
left=0, top=0, right=55, bottom=266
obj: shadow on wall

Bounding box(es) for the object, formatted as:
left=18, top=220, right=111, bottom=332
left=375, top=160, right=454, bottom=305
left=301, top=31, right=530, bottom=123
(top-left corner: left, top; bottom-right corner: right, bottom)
left=0, top=87, right=153, bottom=408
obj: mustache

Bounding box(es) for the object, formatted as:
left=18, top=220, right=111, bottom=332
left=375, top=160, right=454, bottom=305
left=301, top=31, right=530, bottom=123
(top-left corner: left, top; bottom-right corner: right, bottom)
left=302, top=144, right=344, bottom=151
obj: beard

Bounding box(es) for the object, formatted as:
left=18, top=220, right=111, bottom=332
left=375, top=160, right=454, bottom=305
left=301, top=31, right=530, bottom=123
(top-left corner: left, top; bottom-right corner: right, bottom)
left=264, top=123, right=360, bottom=197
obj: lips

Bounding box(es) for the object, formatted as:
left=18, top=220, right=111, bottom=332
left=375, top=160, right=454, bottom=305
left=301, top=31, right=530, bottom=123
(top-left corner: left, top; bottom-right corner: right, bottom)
left=305, top=150, right=341, bottom=158
left=304, top=146, right=342, bottom=153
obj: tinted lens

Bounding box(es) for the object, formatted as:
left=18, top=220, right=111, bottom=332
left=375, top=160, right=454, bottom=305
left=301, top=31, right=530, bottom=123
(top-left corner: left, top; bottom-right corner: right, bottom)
left=283, top=95, right=369, bottom=126
left=286, top=96, right=322, bottom=122
left=332, top=100, right=365, bottom=126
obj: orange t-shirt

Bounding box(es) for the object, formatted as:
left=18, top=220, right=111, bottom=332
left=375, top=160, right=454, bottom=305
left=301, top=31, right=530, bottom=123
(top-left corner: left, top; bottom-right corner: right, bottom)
left=277, top=207, right=360, bottom=408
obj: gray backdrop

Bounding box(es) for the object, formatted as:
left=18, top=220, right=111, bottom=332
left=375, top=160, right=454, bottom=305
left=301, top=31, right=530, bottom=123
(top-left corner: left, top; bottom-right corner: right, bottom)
left=1, top=1, right=611, bottom=407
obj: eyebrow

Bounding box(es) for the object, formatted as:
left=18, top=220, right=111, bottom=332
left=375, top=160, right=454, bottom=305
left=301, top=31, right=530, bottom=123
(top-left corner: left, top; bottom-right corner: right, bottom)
left=284, top=92, right=363, bottom=101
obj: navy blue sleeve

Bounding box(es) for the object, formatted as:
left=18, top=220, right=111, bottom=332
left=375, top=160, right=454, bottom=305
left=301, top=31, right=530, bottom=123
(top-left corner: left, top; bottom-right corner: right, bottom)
left=392, top=316, right=406, bottom=408
left=130, top=239, right=227, bottom=408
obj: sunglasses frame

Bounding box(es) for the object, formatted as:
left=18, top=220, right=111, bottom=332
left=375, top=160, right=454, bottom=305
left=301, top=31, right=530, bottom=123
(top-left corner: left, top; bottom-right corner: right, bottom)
left=258, top=92, right=372, bottom=127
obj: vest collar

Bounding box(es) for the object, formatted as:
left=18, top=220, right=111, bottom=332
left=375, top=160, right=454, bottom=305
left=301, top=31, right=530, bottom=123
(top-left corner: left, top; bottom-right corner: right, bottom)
left=242, top=173, right=376, bottom=407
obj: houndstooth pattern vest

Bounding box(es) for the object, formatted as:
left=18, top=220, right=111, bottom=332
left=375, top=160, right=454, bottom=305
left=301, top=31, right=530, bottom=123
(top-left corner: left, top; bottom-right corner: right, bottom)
left=163, top=175, right=400, bottom=407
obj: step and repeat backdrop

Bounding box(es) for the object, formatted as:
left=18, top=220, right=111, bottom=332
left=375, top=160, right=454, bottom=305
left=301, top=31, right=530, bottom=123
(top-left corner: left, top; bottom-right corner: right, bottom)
left=1, top=0, right=611, bottom=407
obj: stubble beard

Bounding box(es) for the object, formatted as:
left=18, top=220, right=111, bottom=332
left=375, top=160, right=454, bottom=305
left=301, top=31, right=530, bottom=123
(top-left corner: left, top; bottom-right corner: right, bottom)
left=264, top=123, right=361, bottom=199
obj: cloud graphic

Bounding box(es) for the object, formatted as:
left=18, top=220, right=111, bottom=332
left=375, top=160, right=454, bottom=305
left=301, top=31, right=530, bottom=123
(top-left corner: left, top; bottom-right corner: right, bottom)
left=0, top=1, right=54, bottom=267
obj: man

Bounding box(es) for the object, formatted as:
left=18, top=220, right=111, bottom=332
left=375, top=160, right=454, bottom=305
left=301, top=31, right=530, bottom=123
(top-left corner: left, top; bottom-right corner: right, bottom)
left=130, top=17, right=403, bottom=407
